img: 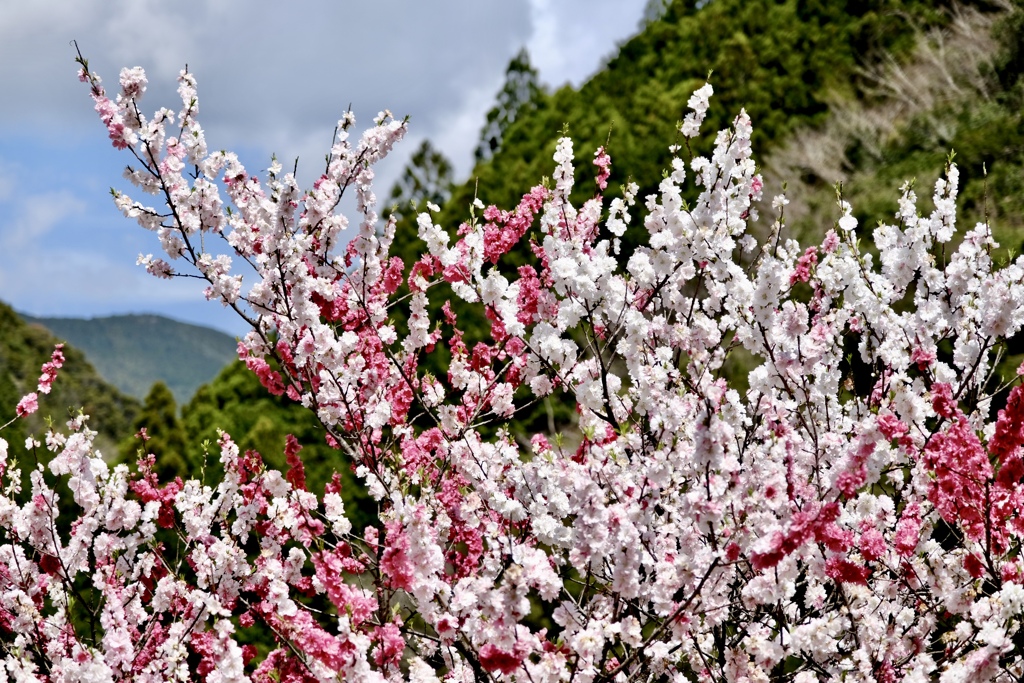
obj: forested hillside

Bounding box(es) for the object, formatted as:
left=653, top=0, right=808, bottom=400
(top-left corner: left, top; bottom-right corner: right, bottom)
left=426, top=0, right=998, bottom=238
left=384, top=0, right=1020, bottom=260
left=386, top=0, right=1017, bottom=320
left=763, top=1, right=1024, bottom=251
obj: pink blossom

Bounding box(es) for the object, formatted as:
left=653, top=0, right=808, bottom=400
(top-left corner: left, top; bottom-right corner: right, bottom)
left=825, top=555, right=871, bottom=585
left=371, top=622, right=404, bottom=668
left=37, top=344, right=65, bottom=394
left=821, top=229, right=840, bottom=253
left=751, top=502, right=843, bottom=570
left=893, top=503, right=922, bottom=557
left=15, top=392, right=38, bottom=417
left=313, top=547, right=374, bottom=626
left=990, top=383, right=1024, bottom=471
left=481, top=185, right=548, bottom=265
left=190, top=631, right=219, bottom=677
left=931, top=381, right=958, bottom=419
left=910, top=345, right=936, bottom=370
left=859, top=527, right=886, bottom=562
left=593, top=146, right=611, bottom=191
left=271, top=609, right=354, bottom=673
left=239, top=346, right=285, bottom=396
left=789, top=247, right=818, bottom=285
left=379, top=519, right=414, bottom=591
left=922, top=415, right=992, bottom=544
left=283, top=434, right=306, bottom=491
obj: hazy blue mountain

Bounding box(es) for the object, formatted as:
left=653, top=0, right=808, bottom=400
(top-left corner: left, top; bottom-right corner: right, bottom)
left=24, top=313, right=238, bottom=403
left=0, top=302, right=140, bottom=458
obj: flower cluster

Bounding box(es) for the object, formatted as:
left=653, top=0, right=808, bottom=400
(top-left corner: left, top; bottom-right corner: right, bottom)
left=4, top=58, right=1024, bottom=681
left=4, top=344, right=63, bottom=423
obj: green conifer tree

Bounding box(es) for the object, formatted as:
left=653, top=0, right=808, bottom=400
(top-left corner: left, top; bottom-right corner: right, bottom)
left=121, top=381, right=189, bottom=480
left=387, top=139, right=454, bottom=221
left=475, top=48, right=545, bottom=162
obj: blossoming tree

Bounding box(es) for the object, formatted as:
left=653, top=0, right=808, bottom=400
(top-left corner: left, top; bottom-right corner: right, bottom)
left=1, top=52, right=1024, bottom=682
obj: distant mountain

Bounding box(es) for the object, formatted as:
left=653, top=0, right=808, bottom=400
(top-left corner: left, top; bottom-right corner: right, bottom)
left=24, top=313, right=238, bottom=403
left=0, top=302, right=140, bottom=458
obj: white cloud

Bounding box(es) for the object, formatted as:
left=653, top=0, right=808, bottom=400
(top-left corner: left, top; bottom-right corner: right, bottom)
left=0, top=191, right=86, bottom=250
left=1, top=1, right=532, bottom=151
left=429, top=0, right=650, bottom=177
left=1, top=0, right=647, bottom=180
left=526, top=0, right=648, bottom=88
left=431, top=76, right=507, bottom=178
left=0, top=165, right=13, bottom=203
left=0, top=1, right=648, bottom=332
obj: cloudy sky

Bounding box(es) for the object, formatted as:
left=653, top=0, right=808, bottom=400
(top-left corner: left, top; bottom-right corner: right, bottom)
left=0, top=0, right=648, bottom=336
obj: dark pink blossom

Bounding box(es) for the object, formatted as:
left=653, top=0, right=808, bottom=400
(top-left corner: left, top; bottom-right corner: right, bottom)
left=859, top=527, right=886, bottom=562
left=825, top=555, right=871, bottom=585
left=479, top=643, right=525, bottom=675
left=910, top=346, right=936, bottom=371
left=789, top=246, right=818, bottom=285
left=284, top=434, right=306, bottom=491
left=922, top=416, right=992, bottom=544
left=481, top=186, right=548, bottom=265
left=371, top=622, right=404, bottom=668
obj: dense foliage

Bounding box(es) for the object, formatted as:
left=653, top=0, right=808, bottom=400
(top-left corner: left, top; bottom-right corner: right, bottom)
left=758, top=0, right=1024, bottom=251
